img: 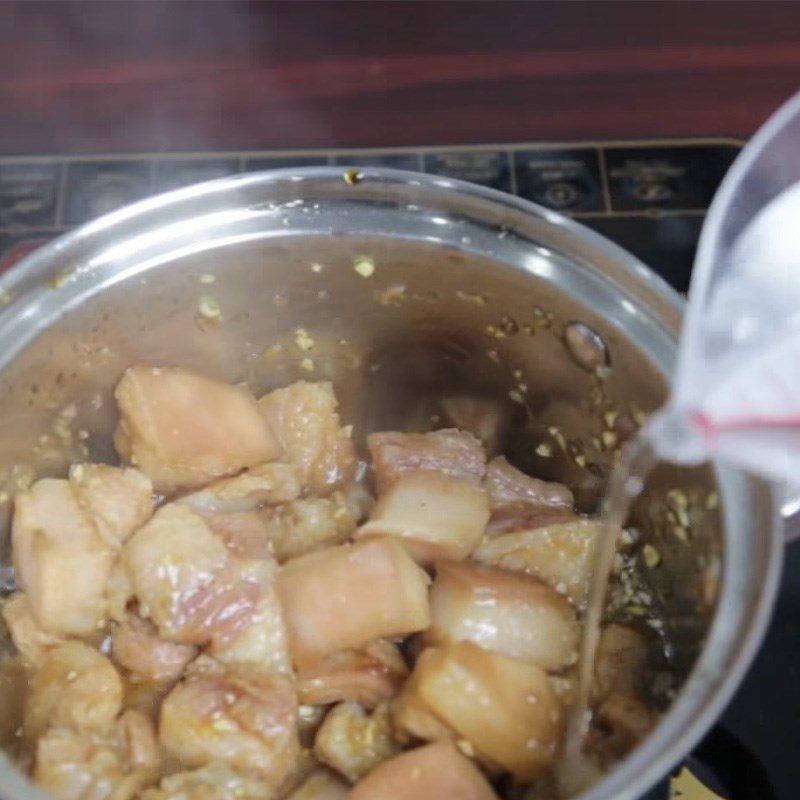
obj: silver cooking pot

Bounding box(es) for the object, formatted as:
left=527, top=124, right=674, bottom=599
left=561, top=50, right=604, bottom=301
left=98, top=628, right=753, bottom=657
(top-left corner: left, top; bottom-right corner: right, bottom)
left=0, top=169, right=783, bottom=800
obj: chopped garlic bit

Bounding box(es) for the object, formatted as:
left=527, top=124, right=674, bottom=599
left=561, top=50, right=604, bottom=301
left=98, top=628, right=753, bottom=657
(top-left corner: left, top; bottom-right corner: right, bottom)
left=294, top=328, right=315, bottom=352
left=455, top=290, right=486, bottom=306
left=300, top=358, right=315, bottom=373
left=671, top=524, right=689, bottom=542
left=642, top=544, right=661, bottom=568
left=353, top=256, right=375, bottom=278
left=197, top=295, right=222, bottom=326
left=375, top=284, right=406, bottom=306
left=601, top=430, right=617, bottom=450
left=47, top=267, right=74, bottom=289
left=666, top=488, right=688, bottom=510
left=311, top=263, right=324, bottom=274
left=536, top=442, right=553, bottom=458
left=199, top=273, right=216, bottom=284
left=456, top=739, right=476, bottom=758
left=53, top=404, right=78, bottom=440
left=603, top=410, right=618, bottom=429
left=344, top=168, right=363, bottom=186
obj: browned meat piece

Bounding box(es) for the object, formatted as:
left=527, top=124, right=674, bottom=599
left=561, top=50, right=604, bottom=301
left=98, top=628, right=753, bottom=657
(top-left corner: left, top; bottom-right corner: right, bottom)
left=593, top=624, right=649, bottom=701
left=258, top=381, right=356, bottom=495
left=313, top=702, right=399, bottom=783
left=595, top=692, right=658, bottom=756
left=159, top=665, right=299, bottom=790
left=367, top=428, right=486, bottom=495
left=424, top=561, right=579, bottom=671
left=111, top=615, right=198, bottom=684
left=114, top=366, right=281, bottom=493
left=348, top=742, right=499, bottom=800
left=296, top=640, right=408, bottom=709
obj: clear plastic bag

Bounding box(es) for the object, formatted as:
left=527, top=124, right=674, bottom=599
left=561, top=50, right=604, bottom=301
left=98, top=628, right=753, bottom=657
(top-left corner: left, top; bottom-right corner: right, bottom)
left=649, top=91, right=800, bottom=499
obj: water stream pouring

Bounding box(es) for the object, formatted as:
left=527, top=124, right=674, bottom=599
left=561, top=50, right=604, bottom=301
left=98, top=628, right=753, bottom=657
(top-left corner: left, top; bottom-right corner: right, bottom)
left=563, top=89, right=800, bottom=791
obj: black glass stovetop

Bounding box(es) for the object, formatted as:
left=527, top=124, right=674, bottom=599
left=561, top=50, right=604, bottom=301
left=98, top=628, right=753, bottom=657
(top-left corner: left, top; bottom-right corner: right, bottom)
left=0, top=139, right=796, bottom=800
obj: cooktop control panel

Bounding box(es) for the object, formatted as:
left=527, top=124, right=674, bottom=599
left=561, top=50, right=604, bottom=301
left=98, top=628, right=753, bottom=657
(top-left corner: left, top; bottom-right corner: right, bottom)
left=0, top=139, right=740, bottom=292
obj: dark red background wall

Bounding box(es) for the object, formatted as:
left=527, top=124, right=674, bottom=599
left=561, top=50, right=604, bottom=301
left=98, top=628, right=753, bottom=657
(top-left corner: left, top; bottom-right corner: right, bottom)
left=2, top=1, right=800, bottom=155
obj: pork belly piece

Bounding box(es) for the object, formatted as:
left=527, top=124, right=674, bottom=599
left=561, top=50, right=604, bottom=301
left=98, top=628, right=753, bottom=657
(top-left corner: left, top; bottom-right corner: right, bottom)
left=114, top=366, right=281, bottom=493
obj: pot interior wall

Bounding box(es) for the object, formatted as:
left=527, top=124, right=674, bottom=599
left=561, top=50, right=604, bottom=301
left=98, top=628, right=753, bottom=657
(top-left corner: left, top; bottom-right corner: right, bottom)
left=0, top=232, right=721, bottom=689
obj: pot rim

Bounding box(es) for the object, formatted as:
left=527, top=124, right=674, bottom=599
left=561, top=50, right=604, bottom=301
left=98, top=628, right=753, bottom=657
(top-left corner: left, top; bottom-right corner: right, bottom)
left=0, top=167, right=784, bottom=800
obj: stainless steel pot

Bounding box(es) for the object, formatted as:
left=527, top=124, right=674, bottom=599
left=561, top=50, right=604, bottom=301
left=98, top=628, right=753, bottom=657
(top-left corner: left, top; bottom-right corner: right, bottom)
left=0, top=168, right=783, bottom=800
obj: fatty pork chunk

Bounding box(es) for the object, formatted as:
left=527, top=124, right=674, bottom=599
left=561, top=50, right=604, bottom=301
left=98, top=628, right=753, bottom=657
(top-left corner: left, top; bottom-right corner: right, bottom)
left=424, top=560, right=579, bottom=671
left=393, top=640, right=563, bottom=781
left=141, top=762, right=277, bottom=800
left=349, top=742, right=499, bottom=800
left=473, top=518, right=601, bottom=608
left=476, top=456, right=602, bottom=607
left=177, top=461, right=369, bottom=566
left=258, top=380, right=357, bottom=496
left=592, top=624, right=658, bottom=757
left=158, top=659, right=300, bottom=793
left=114, top=366, right=282, bottom=493
left=296, top=639, right=408, bottom=709
left=122, top=503, right=291, bottom=676
left=483, top=455, right=576, bottom=535
left=277, top=536, right=430, bottom=670
left=312, top=701, right=399, bottom=783
left=110, top=615, right=198, bottom=685
left=366, top=428, right=486, bottom=495
left=9, top=464, right=153, bottom=639
left=25, top=643, right=161, bottom=800
left=358, top=429, right=490, bottom=564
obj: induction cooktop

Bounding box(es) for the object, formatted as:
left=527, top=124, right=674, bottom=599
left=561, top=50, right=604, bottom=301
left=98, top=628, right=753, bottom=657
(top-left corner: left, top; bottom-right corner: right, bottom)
left=1, top=139, right=794, bottom=800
